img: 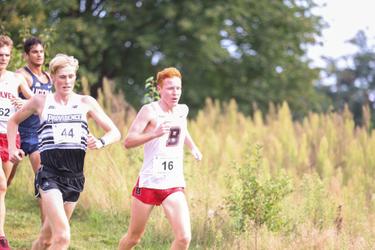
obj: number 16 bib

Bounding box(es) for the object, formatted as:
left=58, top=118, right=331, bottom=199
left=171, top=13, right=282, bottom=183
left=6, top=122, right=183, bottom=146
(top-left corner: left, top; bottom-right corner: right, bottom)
left=152, top=155, right=182, bottom=176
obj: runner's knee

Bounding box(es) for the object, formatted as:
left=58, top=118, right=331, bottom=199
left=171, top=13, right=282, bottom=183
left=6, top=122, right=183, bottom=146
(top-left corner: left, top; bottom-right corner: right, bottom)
left=126, top=233, right=142, bottom=246
left=53, top=231, right=70, bottom=247
left=175, top=234, right=191, bottom=247
left=0, top=177, right=7, bottom=193
left=40, top=238, right=52, bottom=249
left=33, top=231, right=52, bottom=249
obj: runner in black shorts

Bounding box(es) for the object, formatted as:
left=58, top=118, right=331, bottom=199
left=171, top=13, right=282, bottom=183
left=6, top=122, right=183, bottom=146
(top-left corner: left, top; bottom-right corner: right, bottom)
left=7, top=53, right=121, bottom=250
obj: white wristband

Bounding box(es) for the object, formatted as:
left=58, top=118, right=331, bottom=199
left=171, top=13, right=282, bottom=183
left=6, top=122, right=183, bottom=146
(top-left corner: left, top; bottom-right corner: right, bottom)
left=98, top=137, right=105, bottom=148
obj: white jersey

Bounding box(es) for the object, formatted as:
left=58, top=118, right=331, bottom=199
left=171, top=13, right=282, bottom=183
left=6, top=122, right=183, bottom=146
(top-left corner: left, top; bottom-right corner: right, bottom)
left=38, top=94, right=89, bottom=152
left=0, top=71, right=20, bottom=133
left=38, top=94, right=89, bottom=174
left=139, top=101, right=188, bottom=189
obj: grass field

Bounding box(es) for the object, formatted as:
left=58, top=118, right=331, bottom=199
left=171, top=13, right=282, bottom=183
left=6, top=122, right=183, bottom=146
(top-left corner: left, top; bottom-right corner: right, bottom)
left=5, top=99, right=375, bottom=249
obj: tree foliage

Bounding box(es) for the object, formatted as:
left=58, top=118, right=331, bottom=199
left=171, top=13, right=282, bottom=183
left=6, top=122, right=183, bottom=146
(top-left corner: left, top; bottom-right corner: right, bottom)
left=143, top=76, right=159, bottom=104
left=1, top=0, right=325, bottom=116
left=319, top=30, right=375, bottom=126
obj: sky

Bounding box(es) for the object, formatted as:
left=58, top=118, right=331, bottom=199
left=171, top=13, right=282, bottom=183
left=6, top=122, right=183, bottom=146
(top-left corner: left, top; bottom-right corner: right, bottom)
left=308, top=0, right=375, bottom=67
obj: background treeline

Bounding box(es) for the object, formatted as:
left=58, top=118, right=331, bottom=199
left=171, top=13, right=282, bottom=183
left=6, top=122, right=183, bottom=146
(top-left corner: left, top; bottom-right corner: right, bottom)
left=0, top=1, right=338, bottom=116
left=2, top=1, right=374, bottom=125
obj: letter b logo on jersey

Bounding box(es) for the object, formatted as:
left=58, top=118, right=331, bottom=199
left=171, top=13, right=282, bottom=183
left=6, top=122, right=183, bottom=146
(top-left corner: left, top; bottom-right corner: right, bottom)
left=166, top=127, right=180, bottom=146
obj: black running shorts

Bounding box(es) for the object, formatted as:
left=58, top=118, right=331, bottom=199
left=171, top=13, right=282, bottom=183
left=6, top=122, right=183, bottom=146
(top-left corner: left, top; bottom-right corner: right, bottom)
left=34, top=166, right=85, bottom=202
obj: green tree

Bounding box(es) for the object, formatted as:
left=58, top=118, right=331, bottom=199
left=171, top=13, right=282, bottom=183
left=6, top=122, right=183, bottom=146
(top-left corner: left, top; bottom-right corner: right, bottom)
left=319, top=30, right=375, bottom=127
left=1, top=0, right=325, bottom=117
left=210, top=0, right=326, bottom=117
left=0, top=0, right=55, bottom=72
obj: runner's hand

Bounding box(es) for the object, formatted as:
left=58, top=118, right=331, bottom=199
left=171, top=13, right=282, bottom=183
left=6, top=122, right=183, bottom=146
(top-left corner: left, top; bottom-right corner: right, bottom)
left=191, top=147, right=202, bottom=161
left=10, top=97, right=27, bottom=110
left=154, top=121, right=171, bottom=138
left=10, top=149, right=25, bottom=164
left=87, top=134, right=104, bottom=149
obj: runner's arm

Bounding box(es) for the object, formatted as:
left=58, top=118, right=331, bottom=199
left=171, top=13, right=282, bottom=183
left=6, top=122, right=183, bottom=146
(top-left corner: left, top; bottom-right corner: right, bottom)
left=185, top=130, right=202, bottom=161
left=15, top=68, right=32, bottom=87
left=85, top=96, right=121, bottom=148
left=124, top=105, right=169, bottom=149
left=7, top=96, right=41, bottom=163
left=17, top=74, right=34, bottom=99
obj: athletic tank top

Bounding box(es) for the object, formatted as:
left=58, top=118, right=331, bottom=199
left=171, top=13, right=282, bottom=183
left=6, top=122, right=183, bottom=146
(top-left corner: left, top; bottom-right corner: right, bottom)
left=19, top=67, right=52, bottom=134
left=139, top=101, right=188, bottom=189
left=38, top=94, right=89, bottom=174
left=0, top=71, right=20, bottom=133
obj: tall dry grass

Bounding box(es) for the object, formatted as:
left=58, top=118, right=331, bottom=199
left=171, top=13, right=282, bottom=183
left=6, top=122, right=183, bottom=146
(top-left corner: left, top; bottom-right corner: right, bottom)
left=11, top=89, right=375, bottom=249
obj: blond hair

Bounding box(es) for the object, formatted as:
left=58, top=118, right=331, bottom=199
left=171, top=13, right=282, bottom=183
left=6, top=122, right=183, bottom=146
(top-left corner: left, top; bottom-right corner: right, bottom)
left=0, top=35, right=13, bottom=50
left=49, top=53, right=79, bottom=76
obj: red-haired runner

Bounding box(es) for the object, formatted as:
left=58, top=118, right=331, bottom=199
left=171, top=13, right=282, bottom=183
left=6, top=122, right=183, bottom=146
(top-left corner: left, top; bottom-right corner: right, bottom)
left=118, top=67, right=202, bottom=250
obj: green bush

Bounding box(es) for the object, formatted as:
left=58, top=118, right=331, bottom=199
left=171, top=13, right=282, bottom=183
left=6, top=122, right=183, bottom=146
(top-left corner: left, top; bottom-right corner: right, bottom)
left=226, top=144, right=293, bottom=249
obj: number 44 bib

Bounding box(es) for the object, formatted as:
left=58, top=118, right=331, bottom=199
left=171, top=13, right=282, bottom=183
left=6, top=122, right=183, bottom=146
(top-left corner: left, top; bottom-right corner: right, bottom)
left=53, top=123, right=82, bottom=144
left=152, top=155, right=182, bottom=176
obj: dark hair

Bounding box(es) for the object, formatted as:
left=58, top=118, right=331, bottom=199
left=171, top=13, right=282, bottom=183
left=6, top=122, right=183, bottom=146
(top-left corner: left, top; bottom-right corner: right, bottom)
left=24, top=37, right=43, bottom=54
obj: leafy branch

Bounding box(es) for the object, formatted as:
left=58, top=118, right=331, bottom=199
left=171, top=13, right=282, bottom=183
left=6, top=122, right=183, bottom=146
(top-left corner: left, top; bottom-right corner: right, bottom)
left=143, top=76, right=160, bottom=104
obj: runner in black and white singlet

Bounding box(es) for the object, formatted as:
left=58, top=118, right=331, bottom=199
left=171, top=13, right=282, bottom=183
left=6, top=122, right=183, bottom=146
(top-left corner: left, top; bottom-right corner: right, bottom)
left=118, top=67, right=202, bottom=250
left=0, top=34, right=33, bottom=250
left=7, top=53, right=120, bottom=250
left=36, top=93, right=89, bottom=201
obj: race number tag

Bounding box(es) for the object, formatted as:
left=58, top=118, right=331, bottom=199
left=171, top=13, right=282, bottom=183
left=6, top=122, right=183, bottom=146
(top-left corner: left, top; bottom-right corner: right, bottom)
left=0, top=99, right=12, bottom=121
left=0, top=107, right=11, bottom=121
left=152, top=156, right=181, bottom=175
left=53, top=123, right=82, bottom=144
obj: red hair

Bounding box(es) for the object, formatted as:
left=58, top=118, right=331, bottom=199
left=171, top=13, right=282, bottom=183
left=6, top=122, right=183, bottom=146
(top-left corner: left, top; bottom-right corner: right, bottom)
left=156, top=67, right=181, bottom=86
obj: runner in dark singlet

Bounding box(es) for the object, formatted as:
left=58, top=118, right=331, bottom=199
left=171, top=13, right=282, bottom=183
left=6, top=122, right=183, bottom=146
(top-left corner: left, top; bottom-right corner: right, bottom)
left=7, top=37, right=52, bottom=187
